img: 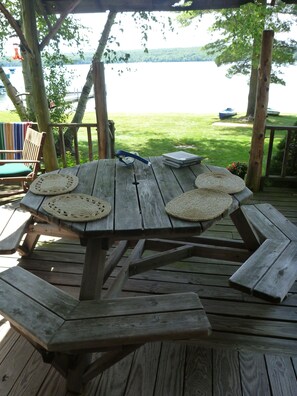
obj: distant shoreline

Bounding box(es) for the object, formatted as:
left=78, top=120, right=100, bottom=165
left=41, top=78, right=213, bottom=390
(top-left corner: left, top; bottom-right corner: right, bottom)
left=1, top=47, right=214, bottom=67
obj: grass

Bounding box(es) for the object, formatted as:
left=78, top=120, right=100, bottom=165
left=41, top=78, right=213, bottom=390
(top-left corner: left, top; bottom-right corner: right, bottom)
left=82, top=111, right=297, bottom=168
left=1, top=110, right=296, bottom=169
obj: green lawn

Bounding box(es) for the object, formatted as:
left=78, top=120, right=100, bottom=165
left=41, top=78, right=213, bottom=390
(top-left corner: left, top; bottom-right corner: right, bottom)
left=82, top=112, right=297, bottom=168
left=1, top=110, right=296, bottom=169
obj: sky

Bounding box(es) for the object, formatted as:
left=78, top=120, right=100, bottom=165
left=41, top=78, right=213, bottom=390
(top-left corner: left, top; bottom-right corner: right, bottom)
left=73, top=12, right=217, bottom=52
left=3, top=9, right=296, bottom=56
left=73, top=10, right=297, bottom=53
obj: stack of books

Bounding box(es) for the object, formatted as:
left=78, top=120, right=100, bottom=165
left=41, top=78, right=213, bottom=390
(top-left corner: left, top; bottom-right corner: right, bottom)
left=162, top=151, right=204, bottom=168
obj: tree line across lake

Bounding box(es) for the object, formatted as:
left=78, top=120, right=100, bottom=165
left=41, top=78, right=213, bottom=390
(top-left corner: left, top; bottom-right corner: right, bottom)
left=2, top=47, right=214, bottom=67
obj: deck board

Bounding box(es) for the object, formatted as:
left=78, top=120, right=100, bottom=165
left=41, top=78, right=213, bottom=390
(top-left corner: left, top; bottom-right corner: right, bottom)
left=0, top=186, right=297, bottom=395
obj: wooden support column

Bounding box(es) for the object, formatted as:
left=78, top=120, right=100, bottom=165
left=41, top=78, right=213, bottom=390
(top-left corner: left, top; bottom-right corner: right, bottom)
left=93, top=61, right=112, bottom=159
left=246, top=30, right=274, bottom=192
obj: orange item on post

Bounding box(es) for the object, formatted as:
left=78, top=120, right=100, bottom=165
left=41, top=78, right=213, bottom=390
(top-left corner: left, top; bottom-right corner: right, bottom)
left=12, top=47, right=24, bottom=61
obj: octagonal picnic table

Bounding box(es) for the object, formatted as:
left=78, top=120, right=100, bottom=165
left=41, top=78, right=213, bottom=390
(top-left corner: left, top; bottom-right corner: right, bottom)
left=16, top=156, right=253, bottom=392
left=20, top=156, right=252, bottom=300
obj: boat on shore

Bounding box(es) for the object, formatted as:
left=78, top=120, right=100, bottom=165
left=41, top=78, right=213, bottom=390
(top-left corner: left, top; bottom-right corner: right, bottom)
left=219, top=108, right=237, bottom=120
left=267, top=108, right=280, bottom=116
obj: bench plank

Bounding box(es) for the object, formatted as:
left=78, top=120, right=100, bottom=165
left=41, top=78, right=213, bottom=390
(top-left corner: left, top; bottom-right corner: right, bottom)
left=0, top=266, right=78, bottom=317
left=0, top=279, right=64, bottom=349
left=255, top=204, right=297, bottom=241
left=254, top=241, right=297, bottom=302
left=0, top=267, right=211, bottom=354
left=241, top=205, right=289, bottom=242
left=229, top=239, right=289, bottom=295
left=70, top=292, right=204, bottom=319
left=229, top=204, right=297, bottom=303
left=0, top=207, right=32, bottom=254
left=50, top=308, right=211, bottom=352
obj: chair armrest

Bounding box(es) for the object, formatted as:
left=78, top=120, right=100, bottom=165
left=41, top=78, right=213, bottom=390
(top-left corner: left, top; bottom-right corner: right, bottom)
left=0, top=150, right=23, bottom=153
left=0, top=160, right=40, bottom=164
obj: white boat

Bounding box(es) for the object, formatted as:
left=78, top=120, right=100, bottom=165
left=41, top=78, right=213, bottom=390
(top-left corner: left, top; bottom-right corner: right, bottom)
left=267, top=108, right=280, bottom=116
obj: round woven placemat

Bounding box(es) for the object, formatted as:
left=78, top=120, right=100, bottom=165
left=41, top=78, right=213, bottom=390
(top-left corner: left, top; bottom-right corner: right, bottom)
left=30, top=173, right=79, bottom=195
left=165, top=188, right=232, bottom=222
left=195, top=172, right=245, bottom=194
left=42, top=193, right=111, bottom=222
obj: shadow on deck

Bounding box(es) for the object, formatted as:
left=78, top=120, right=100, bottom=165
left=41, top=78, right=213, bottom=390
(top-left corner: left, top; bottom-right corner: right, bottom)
left=0, top=186, right=296, bottom=395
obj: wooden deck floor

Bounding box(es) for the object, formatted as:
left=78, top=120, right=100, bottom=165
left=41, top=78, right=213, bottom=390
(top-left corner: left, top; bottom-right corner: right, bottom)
left=0, top=187, right=297, bottom=395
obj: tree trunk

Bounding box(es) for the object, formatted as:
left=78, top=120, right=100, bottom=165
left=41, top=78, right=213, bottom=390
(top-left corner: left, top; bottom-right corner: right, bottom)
left=21, top=47, right=36, bottom=121
left=246, top=36, right=261, bottom=118
left=21, top=0, right=58, bottom=171
left=0, top=66, right=28, bottom=120
left=93, top=61, right=112, bottom=159
left=246, top=30, right=274, bottom=192
left=246, top=65, right=258, bottom=118
left=63, top=11, right=117, bottom=150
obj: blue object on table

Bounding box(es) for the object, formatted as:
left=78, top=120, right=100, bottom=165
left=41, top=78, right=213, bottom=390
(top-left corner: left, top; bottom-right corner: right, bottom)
left=115, top=150, right=151, bottom=166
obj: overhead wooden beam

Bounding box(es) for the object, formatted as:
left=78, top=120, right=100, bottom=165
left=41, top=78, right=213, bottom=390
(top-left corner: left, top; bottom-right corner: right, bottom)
left=39, top=0, right=82, bottom=50
left=38, top=0, right=254, bottom=14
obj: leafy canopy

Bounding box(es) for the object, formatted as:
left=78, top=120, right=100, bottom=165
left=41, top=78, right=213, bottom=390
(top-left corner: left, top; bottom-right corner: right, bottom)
left=178, top=1, right=297, bottom=85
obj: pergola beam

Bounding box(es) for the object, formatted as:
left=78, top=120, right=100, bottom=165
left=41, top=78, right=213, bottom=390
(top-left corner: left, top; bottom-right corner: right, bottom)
left=38, top=0, right=259, bottom=14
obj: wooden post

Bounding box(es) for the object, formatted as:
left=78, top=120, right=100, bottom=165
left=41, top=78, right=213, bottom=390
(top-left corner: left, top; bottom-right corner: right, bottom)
left=21, top=0, right=58, bottom=171
left=93, top=61, right=112, bottom=159
left=246, top=30, right=274, bottom=192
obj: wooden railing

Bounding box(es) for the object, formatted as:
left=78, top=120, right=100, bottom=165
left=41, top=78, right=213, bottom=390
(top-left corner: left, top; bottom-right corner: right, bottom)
left=49, top=122, right=296, bottom=185
left=50, top=122, right=115, bottom=168
left=264, top=125, right=297, bottom=184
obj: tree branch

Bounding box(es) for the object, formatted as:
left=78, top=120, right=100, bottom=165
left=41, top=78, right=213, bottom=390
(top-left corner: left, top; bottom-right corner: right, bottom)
left=93, top=11, right=117, bottom=62
left=0, top=2, right=32, bottom=54
left=0, top=66, right=28, bottom=120
left=39, top=0, right=82, bottom=51
left=35, top=0, right=55, bottom=30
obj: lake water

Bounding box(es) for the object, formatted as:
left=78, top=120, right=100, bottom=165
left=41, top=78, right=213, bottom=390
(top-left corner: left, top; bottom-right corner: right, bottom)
left=1, top=62, right=296, bottom=114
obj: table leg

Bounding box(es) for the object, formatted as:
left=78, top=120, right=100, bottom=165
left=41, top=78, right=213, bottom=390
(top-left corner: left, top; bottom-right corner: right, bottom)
left=230, top=207, right=260, bottom=250
left=79, top=237, right=109, bottom=300
left=20, top=231, right=40, bottom=256
left=66, top=353, right=91, bottom=394
left=65, top=238, right=109, bottom=392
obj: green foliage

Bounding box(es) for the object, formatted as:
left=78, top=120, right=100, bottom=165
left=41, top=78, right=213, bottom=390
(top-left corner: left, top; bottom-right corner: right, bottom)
left=227, top=161, right=248, bottom=179
left=270, top=123, right=297, bottom=176
left=43, top=54, right=73, bottom=124
left=104, top=47, right=213, bottom=63
left=35, top=14, right=86, bottom=123
left=131, top=12, right=174, bottom=52
left=0, top=2, right=87, bottom=123
left=0, top=1, right=20, bottom=56
left=179, top=1, right=297, bottom=84
left=7, top=47, right=213, bottom=66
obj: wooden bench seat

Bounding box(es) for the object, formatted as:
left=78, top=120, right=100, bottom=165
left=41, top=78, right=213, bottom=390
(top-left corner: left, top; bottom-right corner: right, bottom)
left=229, top=204, right=297, bottom=302
left=0, top=266, right=211, bottom=353
left=0, top=206, right=33, bottom=254
left=239, top=203, right=297, bottom=242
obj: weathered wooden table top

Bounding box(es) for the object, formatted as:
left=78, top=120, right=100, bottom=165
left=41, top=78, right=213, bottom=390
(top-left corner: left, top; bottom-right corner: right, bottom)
left=20, top=156, right=252, bottom=240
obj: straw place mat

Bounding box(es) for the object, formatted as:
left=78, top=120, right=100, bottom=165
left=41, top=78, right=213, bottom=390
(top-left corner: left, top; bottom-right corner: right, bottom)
left=195, top=172, right=245, bottom=194
left=42, top=193, right=111, bottom=222
left=165, top=188, right=232, bottom=222
left=30, top=173, right=79, bottom=195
